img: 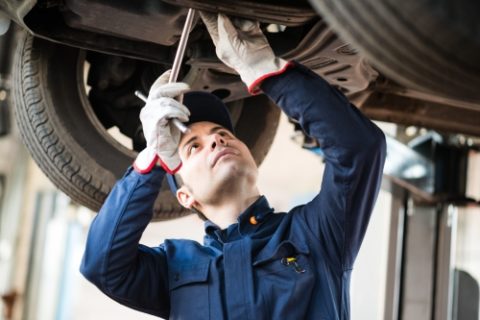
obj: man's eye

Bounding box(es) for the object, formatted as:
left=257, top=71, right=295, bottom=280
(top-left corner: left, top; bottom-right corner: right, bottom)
left=219, top=131, right=228, bottom=137
left=188, top=144, right=199, bottom=154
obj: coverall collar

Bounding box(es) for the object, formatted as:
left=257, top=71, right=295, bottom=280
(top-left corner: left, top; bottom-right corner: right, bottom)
left=204, top=195, right=274, bottom=242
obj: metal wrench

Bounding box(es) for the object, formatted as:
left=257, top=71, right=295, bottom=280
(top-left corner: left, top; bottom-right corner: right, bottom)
left=135, top=8, right=196, bottom=134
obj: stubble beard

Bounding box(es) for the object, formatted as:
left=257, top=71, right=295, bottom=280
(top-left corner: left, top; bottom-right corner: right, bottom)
left=201, top=160, right=257, bottom=206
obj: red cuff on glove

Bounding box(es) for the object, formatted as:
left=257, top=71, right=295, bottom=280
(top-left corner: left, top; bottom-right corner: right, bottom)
left=133, top=155, right=182, bottom=175
left=133, top=154, right=159, bottom=174
left=158, top=158, right=182, bottom=175
left=248, top=61, right=295, bottom=95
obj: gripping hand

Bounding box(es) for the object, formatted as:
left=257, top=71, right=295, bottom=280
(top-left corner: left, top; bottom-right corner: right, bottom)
left=200, top=12, right=290, bottom=94
left=134, top=70, right=190, bottom=174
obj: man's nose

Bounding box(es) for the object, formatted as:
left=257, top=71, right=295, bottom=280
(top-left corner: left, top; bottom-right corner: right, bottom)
left=210, top=134, right=226, bottom=150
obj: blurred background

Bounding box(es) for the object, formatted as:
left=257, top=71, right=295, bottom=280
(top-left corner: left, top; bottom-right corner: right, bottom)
left=1, top=1, right=480, bottom=318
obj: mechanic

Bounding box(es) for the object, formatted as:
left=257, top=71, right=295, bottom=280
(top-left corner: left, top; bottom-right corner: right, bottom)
left=80, top=13, right=386, bottom=320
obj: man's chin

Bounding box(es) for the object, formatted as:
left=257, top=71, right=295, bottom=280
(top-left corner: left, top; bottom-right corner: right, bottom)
left=212, top=153, right=237, bottom=168
left=212, top=160, right=253, bottom=185
left=212, top=154, right=240, bottom=171
left=213, top=160, right=239, bottom=179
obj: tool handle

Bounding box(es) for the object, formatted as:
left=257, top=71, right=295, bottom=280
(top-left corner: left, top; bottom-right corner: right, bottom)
left=169, top=8, right=196, bottom=84
left=134, top=91, right=190, bottom=134
left=134, top=9, right=196, bottom=135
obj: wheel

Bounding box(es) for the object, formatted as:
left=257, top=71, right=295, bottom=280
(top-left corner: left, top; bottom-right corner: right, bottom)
left=308, top=0, right=480, bottom=102
left=13, top=32, right=280, bottom=220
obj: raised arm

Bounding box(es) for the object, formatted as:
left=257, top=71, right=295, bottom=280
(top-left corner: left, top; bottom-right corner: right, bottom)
left=261, top=63, right=386, bottom=269
left=80, top=69, right=192, bottom=317
left=200, top=13, right=386, bottom=269
left=80, top=166, right=170, bottom=318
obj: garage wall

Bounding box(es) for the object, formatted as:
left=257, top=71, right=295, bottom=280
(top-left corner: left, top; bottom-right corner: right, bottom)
left=0, top=103, right=29, bottom=320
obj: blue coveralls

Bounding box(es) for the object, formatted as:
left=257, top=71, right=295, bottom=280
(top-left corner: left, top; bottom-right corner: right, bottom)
left=80, top=63, right=387, bottom=320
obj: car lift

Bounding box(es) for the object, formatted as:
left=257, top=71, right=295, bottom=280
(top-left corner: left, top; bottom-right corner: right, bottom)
left=383, top=130, right=479, bottom=320
left=294, top=123, right=480, bottom=320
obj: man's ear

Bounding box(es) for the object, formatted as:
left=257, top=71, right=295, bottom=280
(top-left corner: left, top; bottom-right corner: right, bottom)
left=176, top=186, right=196, bottom=209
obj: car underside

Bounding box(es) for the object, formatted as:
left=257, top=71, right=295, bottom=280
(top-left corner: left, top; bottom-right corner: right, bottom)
left=1, top=0, right=479, bottom=219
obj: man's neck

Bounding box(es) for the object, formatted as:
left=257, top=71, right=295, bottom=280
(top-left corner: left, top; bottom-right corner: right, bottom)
left=199, top=189, right=261, bottom=230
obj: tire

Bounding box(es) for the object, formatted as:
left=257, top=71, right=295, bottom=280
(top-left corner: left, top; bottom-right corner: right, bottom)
left=13, top=33, right=280, bottom=220
left=308, top=0, right=480, bottom=103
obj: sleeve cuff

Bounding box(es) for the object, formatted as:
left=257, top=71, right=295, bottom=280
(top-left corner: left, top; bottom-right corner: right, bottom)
left=248, top=61, right=295, bottom=95
left=123, top=164, right=166, bottom=189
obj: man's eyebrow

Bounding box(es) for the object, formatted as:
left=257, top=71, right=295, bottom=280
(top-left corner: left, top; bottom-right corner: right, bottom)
left=209, top=126, right=226, bottom=134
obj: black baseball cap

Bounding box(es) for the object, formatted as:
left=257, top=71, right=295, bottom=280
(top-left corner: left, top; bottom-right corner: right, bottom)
left=166, top=91, right=235, bottom=194
left=183, top=91, right=235, bottom=134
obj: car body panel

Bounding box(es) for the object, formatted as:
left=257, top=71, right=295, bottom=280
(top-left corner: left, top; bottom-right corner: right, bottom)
left=1, top=0, right=480, bottom=137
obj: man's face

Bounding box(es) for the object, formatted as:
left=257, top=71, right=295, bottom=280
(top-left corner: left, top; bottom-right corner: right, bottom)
left=176, top=121, right=258, bottom=206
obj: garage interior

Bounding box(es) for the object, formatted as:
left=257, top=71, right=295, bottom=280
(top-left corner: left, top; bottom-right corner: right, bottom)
left=0, top=1, right=480, bottom=319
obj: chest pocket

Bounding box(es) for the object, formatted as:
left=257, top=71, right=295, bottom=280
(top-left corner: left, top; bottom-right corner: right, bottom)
left=252, top=240, right=315, bottom=319
left=168, top=261, right=210, bottom=319
left=253, top=240, right=312, bottom=275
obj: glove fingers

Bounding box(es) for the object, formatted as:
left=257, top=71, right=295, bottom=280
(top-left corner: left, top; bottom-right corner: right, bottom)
left=140, top=97, right=190, bottom=126
left=167, top=98, right=190, bottom=117
left=149, top=82, right=191, bottom=100
left=165, top=107, right=190, bottom=123
left=199, top=11, right=219, bottom=47
left=217, top=14, right=245, bottom=59
left=230, top=16, right=265, bottom=46
left=231, top=17, right=258, bottom=32
left=156, top=98, right=191, bottom=123
left=166, top=111, right=188, bottom=123
left=218, top=14, right=238, bottom=42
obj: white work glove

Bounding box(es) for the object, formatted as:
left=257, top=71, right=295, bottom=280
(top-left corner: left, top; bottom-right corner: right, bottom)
left=133, top=70, right=190, bottom=174
left=200, top=12, right=290, bottom=94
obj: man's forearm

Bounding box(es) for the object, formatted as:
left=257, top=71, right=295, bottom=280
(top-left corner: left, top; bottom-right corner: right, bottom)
left=80, top=166, right=165, bottom=290
left=260, top=62, right=384, bottom=159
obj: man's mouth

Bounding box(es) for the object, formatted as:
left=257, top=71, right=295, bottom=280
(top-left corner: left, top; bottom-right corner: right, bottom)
left=210, top=148, right=239, bottom=167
